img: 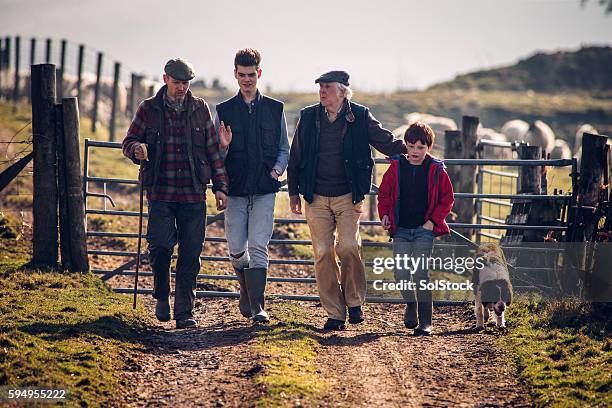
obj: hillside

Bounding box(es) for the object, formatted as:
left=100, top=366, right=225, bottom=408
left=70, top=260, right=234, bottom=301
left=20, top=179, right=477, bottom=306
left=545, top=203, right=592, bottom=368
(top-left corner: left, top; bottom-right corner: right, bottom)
left=429, top=46, right=612, bottom=93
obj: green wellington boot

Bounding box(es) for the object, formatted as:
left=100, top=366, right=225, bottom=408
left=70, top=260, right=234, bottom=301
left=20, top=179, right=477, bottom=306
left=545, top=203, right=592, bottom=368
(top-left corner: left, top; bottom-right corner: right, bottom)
left=244, top=267, right=269, bottom=323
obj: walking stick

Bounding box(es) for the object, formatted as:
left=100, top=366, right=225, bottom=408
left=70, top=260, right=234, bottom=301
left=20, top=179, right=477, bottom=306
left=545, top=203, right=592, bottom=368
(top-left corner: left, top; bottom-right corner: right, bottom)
left=133, top=160, right=145, bottom=309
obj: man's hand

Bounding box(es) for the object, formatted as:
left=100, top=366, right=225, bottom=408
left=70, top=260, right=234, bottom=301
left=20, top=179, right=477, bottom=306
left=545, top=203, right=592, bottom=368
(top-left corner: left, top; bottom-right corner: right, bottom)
left=218, top=121, right=232, bottom=149
left=215, top=191, right=227, bottom=211
left=290, top=195, right=302, bottom=215
left=422, top=220, right=434, bottom=231
left=381, top=215, right=391, bottom=230
left=353, top=200, right=364, bottom=213
left=134, top=143, right=148, bottom=161
left=270, top=169, right=279, bottom=180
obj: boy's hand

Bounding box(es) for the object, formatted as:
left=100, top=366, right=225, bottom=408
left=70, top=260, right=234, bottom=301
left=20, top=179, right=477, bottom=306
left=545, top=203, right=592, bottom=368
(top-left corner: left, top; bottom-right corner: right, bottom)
left=422, top=220, right=434, bottom=231
left=381, top=215, right=391, bottom=230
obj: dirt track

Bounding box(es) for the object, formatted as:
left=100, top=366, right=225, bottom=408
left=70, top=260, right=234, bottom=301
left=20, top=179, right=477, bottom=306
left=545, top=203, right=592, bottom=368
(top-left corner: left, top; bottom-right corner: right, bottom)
left=94, top=222, right=532, bottom=407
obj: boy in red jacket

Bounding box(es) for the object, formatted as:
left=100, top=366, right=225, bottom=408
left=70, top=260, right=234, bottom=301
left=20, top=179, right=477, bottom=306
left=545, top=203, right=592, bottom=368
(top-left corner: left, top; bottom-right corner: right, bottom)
left=377, top=122, right=454, bottom=335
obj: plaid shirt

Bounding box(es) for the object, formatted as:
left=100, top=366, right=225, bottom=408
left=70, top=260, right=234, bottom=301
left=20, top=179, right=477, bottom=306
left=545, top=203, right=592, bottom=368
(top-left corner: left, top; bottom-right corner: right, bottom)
left=123, top=89, right=228, bottom=202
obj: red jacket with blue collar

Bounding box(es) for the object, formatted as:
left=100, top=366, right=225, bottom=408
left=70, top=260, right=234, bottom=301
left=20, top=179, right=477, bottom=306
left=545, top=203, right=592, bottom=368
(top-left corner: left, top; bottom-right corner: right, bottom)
left=377, top=153, right=454, bottom=237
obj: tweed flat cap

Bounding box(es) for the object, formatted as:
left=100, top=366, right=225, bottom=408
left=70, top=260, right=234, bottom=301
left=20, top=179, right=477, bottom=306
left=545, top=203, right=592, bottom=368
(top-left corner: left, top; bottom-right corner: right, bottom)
left=164, top=58, right=195, bottom=81
left=315, top=70, right=350, bottom=86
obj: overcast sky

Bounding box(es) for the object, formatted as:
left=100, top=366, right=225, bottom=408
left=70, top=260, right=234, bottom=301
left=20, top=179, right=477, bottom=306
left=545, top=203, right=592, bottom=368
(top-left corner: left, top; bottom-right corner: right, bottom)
left=1, top=0, right=611, bottom=92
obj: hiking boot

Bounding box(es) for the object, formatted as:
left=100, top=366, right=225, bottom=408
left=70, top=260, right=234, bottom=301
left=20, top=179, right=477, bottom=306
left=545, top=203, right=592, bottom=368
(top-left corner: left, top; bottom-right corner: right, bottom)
left=348, top=306, right=364, bottom=324
left=176, top=318, right=197, bottom=329
left=323, top=318, right=346, bottom=331
left=155, top=298, right=171, bottom=322
left=244, top=267, right=269, bottom=323
left=234, top=267, right=252, bottom=318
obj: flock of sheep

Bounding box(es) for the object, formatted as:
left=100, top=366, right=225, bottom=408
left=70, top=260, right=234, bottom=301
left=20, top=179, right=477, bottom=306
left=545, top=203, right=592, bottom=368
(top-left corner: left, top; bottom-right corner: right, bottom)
left=394, top=112, right=602, bottom=164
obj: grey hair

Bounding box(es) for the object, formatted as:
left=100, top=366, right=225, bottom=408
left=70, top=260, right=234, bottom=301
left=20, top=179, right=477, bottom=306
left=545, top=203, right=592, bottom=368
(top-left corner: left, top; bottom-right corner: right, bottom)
left=337, top=83, right=353, bottom=100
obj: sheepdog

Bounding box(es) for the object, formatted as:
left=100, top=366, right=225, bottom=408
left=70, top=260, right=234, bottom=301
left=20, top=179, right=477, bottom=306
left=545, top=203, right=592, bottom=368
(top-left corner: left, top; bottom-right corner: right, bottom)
left=472, top=243, right=513, bottom=329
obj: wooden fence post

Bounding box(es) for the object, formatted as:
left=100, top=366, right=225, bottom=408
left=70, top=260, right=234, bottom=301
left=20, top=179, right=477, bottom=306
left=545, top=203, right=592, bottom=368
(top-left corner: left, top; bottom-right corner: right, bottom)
left=579, top=133, right=608, bottom=206
left=62, top=97, right=89, bottom=272
left=148, top=84, right=155, bottom=98
left=0, top=39, right=4, bottom=99
left=45, top=38, right=51, bottom=63
left=28, top=38, right=36, bottom=103
left=58, top=39, right=66, bottom=99
left=369, top=146, right=377, bottom=221
left=517, top=144, right=542, bottom=194
left=444, top=129, right=462, bottom=208
left=109, top=62, right=120, bottom=142
left=55, top=103, right=71, bottom=270
left=31, top=64, right=58, bottom=267
left=91, top=51, right=103, bottom=133
left=76, top=44, right=84, bottom=103
left=13, top=36, right=20, bottom=103
left=459, top=116, right=479, bottom=239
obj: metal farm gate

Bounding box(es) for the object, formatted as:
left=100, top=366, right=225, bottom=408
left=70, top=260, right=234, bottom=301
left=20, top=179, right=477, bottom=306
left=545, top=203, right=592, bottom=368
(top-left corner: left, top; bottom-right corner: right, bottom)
left=83, top=139, right=576, bottom=304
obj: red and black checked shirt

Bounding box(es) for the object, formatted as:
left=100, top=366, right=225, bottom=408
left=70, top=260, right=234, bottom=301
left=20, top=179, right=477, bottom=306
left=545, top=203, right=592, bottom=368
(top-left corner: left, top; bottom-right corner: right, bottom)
left=124, top=92, right=228, bottom=202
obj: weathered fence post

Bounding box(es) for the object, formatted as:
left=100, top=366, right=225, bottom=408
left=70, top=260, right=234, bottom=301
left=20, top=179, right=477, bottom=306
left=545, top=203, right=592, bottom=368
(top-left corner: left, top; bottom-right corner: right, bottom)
left=148, top=84, right=155, bottom=98
left=13, top=36, right=20, bottom=103
left=579, top=133, right=608, bottom=206
left=28, top=38, right=36, bottom=103
left=444, top=129, right=461, bottom=187
left=58, top=39, right=66, bottom=99
left=55, top=103, right=71, bottom=270
left=91, top=51, right=103, bottom=132
left=128, top=73, right=145, bottom=118
left=29, top=37, right=36, bottom=66
left=76, top=44, right=84, bottom=103
left=109, top=62, right=121, bottom=142
left=460, top=116, right=479, bottom=240
left=31, top=64, right=58, bottom=267
left=5, top=37, right=11, bottom=90
left=45, top=38, right=51, bottom=63
left=517, top=144, right=542, bottom=194
left=62, top=97, right=89, bottom=272
left=0, top=39, right=4, bottom=99
left=369, top=146, right=377, bottom=221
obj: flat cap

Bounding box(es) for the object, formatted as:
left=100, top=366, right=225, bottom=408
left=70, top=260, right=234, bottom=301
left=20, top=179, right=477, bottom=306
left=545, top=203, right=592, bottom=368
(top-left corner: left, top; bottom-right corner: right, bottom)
left=315, top=70, right=350, bottom=86
left=164, top=58, right=195, bottom=81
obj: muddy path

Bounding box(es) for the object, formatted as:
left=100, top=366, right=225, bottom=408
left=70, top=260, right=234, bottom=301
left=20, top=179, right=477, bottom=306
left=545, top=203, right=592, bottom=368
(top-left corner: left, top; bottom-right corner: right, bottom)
left=90, top=222, right=532, bottom=407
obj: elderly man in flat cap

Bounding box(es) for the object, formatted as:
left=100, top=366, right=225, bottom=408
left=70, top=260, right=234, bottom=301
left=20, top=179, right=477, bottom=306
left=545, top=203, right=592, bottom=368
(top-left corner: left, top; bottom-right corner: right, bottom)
left=122, top=58, right=229, bottom=329
left=287, top=70, right=407, bottom=331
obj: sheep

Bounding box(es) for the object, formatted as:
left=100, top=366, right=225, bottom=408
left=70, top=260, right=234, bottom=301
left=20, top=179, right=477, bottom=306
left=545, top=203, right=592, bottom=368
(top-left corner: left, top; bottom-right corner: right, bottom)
left=551, top=139, right=572, bottom=160
left=399, top=112, right=458, bottom=157
left=478, top=128, right=513, bottom=159
left=524, top=120, right=555, bottom=155
left=501, top=119, right=529, bottom=143
left=574, top=124, right=598, bottom=154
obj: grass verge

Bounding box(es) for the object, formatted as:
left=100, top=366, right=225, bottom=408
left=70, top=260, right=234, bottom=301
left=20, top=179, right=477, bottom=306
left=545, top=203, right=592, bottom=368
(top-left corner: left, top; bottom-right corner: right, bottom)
left=254, top=302, right=327, bottom=407
left=0, top=245, right=152, bottom=406
left=502, top=295, right=611, bottom=407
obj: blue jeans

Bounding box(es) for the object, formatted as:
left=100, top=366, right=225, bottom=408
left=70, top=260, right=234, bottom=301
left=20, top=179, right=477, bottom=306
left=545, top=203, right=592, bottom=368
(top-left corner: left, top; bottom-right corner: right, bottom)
left=146, top=200, right=206, bottom=320
left=224, top=193, right=276, bottom=269
left=393, top=226, right=434, bottom=303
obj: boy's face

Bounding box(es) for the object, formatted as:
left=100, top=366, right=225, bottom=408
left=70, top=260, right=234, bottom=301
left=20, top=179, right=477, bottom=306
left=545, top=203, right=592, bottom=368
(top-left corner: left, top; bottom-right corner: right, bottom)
left=406, top=140, right=430, bottom=165
left=234, top=65, right=261, bottom=95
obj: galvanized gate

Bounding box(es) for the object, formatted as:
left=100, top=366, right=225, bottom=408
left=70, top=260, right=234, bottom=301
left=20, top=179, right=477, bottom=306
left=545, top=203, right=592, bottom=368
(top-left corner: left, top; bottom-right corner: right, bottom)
left=83, top=139, right=575, bottom=304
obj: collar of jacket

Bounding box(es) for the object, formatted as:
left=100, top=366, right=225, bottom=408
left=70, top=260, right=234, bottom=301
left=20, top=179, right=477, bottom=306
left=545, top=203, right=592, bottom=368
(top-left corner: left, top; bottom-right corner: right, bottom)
left=151, top=85, right=198, bottom=113
left=236, top=89, right=262, bottom=106
left=317, top=99, right=355, bottom=124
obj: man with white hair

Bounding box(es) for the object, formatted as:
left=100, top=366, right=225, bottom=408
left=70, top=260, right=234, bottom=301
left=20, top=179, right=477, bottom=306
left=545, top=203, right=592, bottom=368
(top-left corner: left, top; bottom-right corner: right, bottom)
left=287, top=70, right=407, bottom=330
